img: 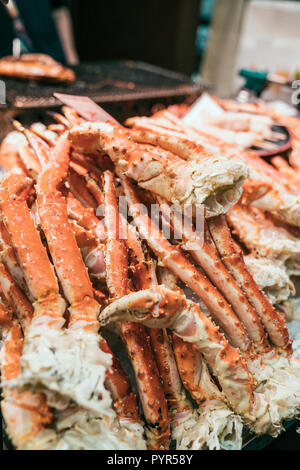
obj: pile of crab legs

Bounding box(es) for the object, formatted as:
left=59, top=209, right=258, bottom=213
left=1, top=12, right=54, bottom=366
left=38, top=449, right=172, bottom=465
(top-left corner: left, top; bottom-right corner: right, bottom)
left=0, top=103, right=300, bottom=451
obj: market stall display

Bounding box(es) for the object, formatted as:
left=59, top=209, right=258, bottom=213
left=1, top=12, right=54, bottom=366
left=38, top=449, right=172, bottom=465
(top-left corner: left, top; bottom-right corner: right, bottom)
left=1, top=98, right=300, bottom=450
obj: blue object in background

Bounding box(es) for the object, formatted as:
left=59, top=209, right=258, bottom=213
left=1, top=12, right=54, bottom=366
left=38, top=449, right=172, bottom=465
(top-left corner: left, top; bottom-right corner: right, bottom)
left=194, top=0, right=216, bottom=76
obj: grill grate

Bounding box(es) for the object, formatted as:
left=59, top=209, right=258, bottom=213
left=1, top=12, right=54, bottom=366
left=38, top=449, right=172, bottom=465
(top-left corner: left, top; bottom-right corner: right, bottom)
left=1, top=61, right=203, bottom=113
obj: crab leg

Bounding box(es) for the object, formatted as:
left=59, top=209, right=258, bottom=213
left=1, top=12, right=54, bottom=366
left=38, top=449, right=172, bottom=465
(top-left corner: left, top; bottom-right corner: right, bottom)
left=99, top=338, right=145, bottom=437
left=157, top=197, right=267, bottom=349
left=172, top=335, right=243, bottom=450
left=127, top=113, right=300, bottom=227
left=122, top=216, right=200, bottom=444
left=226, top=204, right=300, bottom=276
left=0, top=173, right=64, bottom=320
left=0, top=261, right=33, bottom=330
left=0, top=313, right=56, bottom=450
left=121, top=210, right=244, bottom=449
left=0, top=221, right=30, bottom=297
left=120, top=175, right=251, bottom=351
left=62, top=106, right=84, bottom=126
left=147, top=327, right=199, bottom=448
left=68, top=171, right=98, bottom=209
left=0, top=131, right=32, bottom=176
left=103, top=170, right=170, bottom=449
left=0, top=146, right=113, bottom=417
left=207, top=214, right=291, bottom=352
left=11, top=133, right=145, bottom=447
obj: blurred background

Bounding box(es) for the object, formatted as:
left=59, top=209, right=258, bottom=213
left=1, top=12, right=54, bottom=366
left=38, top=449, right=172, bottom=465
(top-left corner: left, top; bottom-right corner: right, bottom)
left=1, top=0, right=300, bottom=99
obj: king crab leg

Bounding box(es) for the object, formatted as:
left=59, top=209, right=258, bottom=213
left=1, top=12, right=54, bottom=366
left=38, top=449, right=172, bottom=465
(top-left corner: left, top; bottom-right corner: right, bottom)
left=123, top=214, right=243, bottom=449
left=120, top=175, right=251, bottom=351
left=127, top=112, right=300, bottom=227
left=0, top=140, right=145, bottom=448
left=157, top=196, right=267, bottom=349
left=207, top=214, right=291, bottom=352
left=121, top=217, right=199, bottom=444
left=172, top=335, right=243, bottom=450
left=103, top=170, right=170, bottom=449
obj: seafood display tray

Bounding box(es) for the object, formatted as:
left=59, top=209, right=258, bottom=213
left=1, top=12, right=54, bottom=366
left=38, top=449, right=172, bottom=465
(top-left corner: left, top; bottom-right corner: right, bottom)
left=0, top=60, right=203, bottom=120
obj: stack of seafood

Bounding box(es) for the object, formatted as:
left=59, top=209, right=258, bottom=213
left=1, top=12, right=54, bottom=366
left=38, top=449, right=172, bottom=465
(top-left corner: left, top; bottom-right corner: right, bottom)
left=1, top=98, right=300, bottom=450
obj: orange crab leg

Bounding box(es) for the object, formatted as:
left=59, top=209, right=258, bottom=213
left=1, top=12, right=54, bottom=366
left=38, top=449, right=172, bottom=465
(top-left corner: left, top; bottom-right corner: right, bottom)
left=36, top=132, right=98, bottom=329
left=103, top=170, right=170, bottom=450
left=0, top=261, right=33, bottom=330
left=12, top=121, right=50, bottom=169
left=69, top=122, right=247, bottom=216
left=62, top=106, right=84, bottom=126
left=0, top=173, right=64, bottom=319
left=0, top=132, right=29, bottom=176
left=208, top=214, right=291, bottom=352
left=67, top=195, right=106, bottom=241
left=172, top=335, right=223, bottom=404
left=0, top=221, right=30, bottom=298
left=120, top=175, right=251, bottom=351
left=157, top=196, right=267, bottom=349
left=34, top=135, right=143, bottom=434
left=123, top=216, right=194, bottom=420
left=69, top=220, right=106, bottom=280
left=99, top=338, right=143, bottom=430
left=68, top=171, right=98, bottom=209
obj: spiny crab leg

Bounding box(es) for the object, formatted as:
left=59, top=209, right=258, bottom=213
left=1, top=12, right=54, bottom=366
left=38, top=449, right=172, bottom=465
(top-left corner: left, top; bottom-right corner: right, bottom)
left=172, top=335, right=243, bottom=450
left=0, top=221, right=31, bottom=299
left=12, top=120, right=50, bottom=169
left=69, top=220, right=105, bottom=280
left=0, top=131, right=35, bottom=177
left=0, top=172, right=64, bottom=320
left=17, top=133, right=145, bottom=447
left=0, top=146, right=113, bottom=421
left=157, top=196, right=267, bottom=349
left=122, top=217, right=199, bottom=446
left=127, top=112, right=300, bottom=228
left=107, top=219, right=244, bottom=449
left=66, top=195, right=106, bottom=241
left=207, top=215, right=291, bottom=352
left=120, top=175, right=251, bottom=351
left=0, top=261, right=33, bottom=330
left=103, top=170, right=170, bottom=450
left=0, top=310, right=56, bottom=450
left=35, top=133, right=99, bottom=330
left=99, top=338, right=145, bottom=437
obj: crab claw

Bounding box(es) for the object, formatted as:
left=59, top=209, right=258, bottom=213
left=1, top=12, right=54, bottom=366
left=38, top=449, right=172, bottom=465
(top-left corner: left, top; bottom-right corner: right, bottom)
left=100, top=286, right=185, bottom=329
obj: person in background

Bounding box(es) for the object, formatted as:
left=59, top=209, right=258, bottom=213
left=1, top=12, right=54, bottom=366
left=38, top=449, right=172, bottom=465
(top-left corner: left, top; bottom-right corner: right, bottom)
left=0, top=0, right=78, bottom=64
